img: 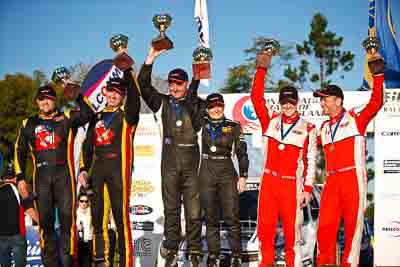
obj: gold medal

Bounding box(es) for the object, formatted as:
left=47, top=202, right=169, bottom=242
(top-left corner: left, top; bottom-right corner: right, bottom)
left=176, top=120, right=182, bottom=127
left=329, top=144, right=335, bottom=152
left=210, top=145, right=217, bottom=152
left=278, top=144, right=285, bottom=151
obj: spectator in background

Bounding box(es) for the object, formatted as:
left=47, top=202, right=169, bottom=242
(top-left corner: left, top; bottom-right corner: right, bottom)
left=0, top=163, right=38, bottom=267
left=76, top=192, right=93, bottom=267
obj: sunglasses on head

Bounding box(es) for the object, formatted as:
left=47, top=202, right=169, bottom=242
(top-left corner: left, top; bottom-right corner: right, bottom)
left=79, top=199, right=89, bottom=203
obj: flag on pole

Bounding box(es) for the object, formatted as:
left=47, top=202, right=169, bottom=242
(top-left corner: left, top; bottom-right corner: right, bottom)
left=363, top=0, right=400, bottom=89
left=194, top=0, right=210, bottom=86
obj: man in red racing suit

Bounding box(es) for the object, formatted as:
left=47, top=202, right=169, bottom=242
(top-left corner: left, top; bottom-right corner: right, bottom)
left=251, top=53, right=317, bottom=267
left=313, top=70, right=384, bottom=266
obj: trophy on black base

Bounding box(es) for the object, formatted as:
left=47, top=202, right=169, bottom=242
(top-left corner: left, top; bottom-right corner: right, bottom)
left=152, top=14, right=174, bottom=51
left=52, top=67, right=80, bottom=100
left=256, top=39, right=280, bottom=69
left=362, top=36, right=384, bottom=75
left=192, top=46, right=213, bottom=80
left=110, top=34, right=134, bottom=71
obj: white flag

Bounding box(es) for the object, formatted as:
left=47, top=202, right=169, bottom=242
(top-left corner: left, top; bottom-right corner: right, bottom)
left=194, top=0, right=210, bottom=86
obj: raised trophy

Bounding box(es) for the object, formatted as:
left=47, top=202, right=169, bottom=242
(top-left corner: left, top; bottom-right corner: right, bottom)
left=52, top=67, right=80, bottom=100
left=152, top=14, right=174, bottom=51
left=362, top=36, right=384, bottom=75
left=256, top=38, right=280, bottom=69
left=110, top=34, right=134, bottom=71
left=192, top=46, right=213, bottom=80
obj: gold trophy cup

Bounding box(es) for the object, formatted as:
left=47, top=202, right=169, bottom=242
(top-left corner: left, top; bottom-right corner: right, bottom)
left=192, top=46, right=213, bottom=80
left=152, top=14, right=174, bottom=51
left=52, top=67, right=80, bottom=100
left=110, top=34, right=134, bottom=71
left=362, top=37, right=384, bottom=75
left=256, top=39, right=280, bottom=69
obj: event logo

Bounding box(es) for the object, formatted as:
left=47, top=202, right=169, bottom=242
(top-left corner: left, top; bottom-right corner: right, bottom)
left=381, top=131, right=400, bottom=136
left=130, top=205, right=153, bottom=215
left=26, top=226, right=43, bottom=266
left=34, top=125, right=60, bottom=151
left=131, top=221, right=155, bottom=231
left=133, top=238, right=153, bottom=256
left=231, top=96, right=260, bottom=133
left=131, top=180, right=155, bottom=198
left=382, top=220, right=400, bottom=238
left=134, top=145, right=155, bottom=157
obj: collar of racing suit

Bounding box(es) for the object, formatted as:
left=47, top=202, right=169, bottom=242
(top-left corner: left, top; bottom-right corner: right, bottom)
left=281, top=112, right=299, bottom=124
left=207, top=115, right=226, bottom=125
left=103, top=105, right=121, bottom=113
left=329, top=108, right=346, bottom=125
left=39, top=111, right=58, bottom=120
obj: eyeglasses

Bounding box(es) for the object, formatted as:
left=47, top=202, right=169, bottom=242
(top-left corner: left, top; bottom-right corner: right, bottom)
left=79, top=200, right=89, bottom=203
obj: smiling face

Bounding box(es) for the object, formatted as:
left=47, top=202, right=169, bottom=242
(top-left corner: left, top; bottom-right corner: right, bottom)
left=169, top=80, right=188, bottom=100
left=207, top=105, right=225, bottom=120
left=105, top=89, right=124, bottom=107
left=36, top=96, right=56, bottom=115
left=280, top=101, right=298, bottom=118
left=319, top=96, right=342, bottom=116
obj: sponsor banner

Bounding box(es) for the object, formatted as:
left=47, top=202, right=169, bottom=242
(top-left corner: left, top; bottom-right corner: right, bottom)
left=131, top=114, right=164, bottom=267
left=217, top=92, right=374, bottom=134
left=26, top=226, right=43, bottom=267
left=130, top=205, right=154, bottom=216
left=374, top=89, right=400, bottom=265
left=133, top=237, right=153, bottom=257
left=81, top=60, right=123, bottom=112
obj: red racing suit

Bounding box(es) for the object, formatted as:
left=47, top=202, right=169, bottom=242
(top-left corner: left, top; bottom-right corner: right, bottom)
left=251, top=67, right=317, bottom=267
left=317, top=74, right=384, bottom=267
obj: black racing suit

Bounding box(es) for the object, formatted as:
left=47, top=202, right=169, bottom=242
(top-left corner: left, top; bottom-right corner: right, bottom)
left=138, top=63, right=205, bottom=255
left=14, top=94, right=93, bottom=267
left=80, top=68, right=140, bottom=267
left=199, top=116, right=249, bottom=257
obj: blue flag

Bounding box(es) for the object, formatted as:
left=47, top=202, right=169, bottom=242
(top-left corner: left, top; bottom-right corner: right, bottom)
left=364, top=0, right=400, bottom=89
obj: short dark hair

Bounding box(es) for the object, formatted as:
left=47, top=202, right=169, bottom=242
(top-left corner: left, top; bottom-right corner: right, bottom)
left=78, top=192, right=88, bottom=200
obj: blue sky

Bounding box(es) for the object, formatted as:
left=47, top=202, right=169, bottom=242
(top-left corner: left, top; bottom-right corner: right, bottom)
left=0, top=0, right=368, bottom=93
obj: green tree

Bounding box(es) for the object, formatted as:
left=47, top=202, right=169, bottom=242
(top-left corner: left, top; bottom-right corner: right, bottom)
left=283, top=13, right=355, bottom=89
left=0, top=73, right=37, bottom=170
left=220, top=37, right=294, bottom=93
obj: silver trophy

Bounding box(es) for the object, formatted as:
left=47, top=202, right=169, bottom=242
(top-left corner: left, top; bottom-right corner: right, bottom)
left=152, top=14, right=174, bottom=51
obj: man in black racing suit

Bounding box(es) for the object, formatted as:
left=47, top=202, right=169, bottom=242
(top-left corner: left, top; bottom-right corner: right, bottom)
left=14, top=84, right=94, bottom=266
left=79, top=67, right=141, bottom=267
left=138, top=46, right=205, bottom=267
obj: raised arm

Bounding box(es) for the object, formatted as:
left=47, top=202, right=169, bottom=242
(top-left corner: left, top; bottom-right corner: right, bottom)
left=354, top=73, right=384, bottom=135
left=251, top=67, right=271, bottom=133
left=68, top=93, right=95, bottom=129
left=123, top=68, right=141, bottom=125
left=137, top=47, right=168, bottom=112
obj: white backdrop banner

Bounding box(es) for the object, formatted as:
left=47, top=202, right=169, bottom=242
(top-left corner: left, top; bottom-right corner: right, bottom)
left=374, top=89, right=400, bottom=266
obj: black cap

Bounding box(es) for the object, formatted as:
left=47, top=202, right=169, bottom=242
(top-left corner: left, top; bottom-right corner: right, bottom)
left=313, top=84, right=344, bottom=100
left=206, top=93, right=225, bottom=109
left=36, top=85, right=57, bottom=100
left=106, top=78, right=127, bottom=95
left=279, top=86, right=298, bottom=104
left=168, top=68, right=188, bottom=83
